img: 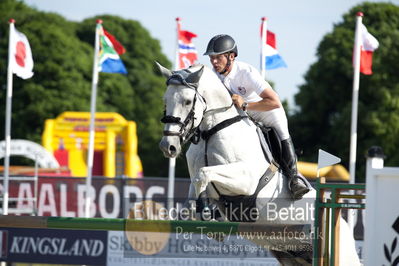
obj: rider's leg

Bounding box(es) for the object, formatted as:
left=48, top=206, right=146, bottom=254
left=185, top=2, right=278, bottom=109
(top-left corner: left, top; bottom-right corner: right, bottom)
left=281, top=137, right=310, bottom=199
left=248, top=108, right=310, bottom=200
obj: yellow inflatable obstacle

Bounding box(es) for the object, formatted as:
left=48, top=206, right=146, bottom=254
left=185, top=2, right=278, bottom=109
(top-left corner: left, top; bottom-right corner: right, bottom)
left=42, top=112, right=143, bottom=178
left=298, top=161, right=349, bottom=182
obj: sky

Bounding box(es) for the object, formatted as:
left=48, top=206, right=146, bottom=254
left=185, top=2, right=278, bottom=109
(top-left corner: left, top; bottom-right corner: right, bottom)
left=24, top=0, right=395, bottom=106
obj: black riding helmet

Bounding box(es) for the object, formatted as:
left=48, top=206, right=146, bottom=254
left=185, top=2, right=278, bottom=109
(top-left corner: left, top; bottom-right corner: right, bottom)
left=203, top=34, right=238, bottom=57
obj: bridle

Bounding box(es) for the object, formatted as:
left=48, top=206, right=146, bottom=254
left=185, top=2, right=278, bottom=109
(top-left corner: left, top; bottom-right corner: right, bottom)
left=160, top=72, right=207, bottom=145
left=160, top=69, right=239, bottom=155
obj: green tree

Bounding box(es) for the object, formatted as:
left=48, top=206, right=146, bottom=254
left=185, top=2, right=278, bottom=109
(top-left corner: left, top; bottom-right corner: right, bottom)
left=289, top=2, right=399, bottom=181
left=0, top=0, right=175, bottom=176
left=77, top=15, right=172, bottom=177
left=0, top=1, right=93, bottom=143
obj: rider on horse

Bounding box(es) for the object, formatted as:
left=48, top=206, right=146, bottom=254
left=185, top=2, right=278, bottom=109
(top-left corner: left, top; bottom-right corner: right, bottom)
left=204, top=34, right=310, bottom=200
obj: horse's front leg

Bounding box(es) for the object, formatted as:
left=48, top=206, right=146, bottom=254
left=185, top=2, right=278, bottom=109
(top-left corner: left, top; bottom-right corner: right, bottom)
left=192, top=161, right=263, bottom=198
left=191, top=162, right=263, bottom=220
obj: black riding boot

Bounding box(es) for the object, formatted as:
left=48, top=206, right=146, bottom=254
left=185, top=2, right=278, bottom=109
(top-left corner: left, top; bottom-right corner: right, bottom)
left=281, top=138, right=310, bottom=200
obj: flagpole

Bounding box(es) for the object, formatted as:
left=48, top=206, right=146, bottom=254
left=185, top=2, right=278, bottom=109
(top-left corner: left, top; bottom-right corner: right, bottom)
left=2, top=19, right=16, bottom=215
left=174, top=17, right=181, bottom=70
left=260, top=17, right=267, bottom=79
left=85, top=19, right=102, bottom=218
left=167, top=17, right=181, bottom=210
left=348, top=12, right=363, bottom=231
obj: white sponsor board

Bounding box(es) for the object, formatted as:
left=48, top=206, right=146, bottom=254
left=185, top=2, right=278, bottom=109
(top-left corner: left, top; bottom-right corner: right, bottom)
left=364, top=156, right=399, bottom=265
left=107, top=231, right=279, bottom=266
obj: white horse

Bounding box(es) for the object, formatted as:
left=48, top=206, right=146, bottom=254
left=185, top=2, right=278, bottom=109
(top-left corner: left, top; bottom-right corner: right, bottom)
left=157, top=63, right=360, bottom=265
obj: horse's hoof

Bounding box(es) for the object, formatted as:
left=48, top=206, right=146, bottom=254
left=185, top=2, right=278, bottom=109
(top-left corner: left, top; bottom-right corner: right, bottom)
left=201, top=206, right=211, bottom=220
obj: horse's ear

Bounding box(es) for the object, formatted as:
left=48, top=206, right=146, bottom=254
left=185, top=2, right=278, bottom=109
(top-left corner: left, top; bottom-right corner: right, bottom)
left=155, top=61, right=172, bottom=79
left=186, top=66, right=204, bottom=84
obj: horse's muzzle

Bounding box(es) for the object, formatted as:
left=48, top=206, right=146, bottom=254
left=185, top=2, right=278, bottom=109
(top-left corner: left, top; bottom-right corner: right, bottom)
left=159, top=136, right=181, bottom=158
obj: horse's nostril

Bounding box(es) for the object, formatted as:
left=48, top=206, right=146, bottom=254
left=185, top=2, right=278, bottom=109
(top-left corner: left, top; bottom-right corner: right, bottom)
left=169, top=145, right=177, bottom=153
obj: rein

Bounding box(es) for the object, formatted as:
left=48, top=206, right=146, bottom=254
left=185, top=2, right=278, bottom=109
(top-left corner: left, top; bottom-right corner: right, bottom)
left=203, top=102, right=234, bottom=117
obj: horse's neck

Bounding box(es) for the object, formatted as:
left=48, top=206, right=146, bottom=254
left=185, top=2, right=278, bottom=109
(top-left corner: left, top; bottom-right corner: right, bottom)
left=199, top=71, right=240, bottom=131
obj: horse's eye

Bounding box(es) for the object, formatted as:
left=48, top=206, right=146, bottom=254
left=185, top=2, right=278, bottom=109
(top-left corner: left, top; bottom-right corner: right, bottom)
left=185, top=100, right=192, bottom=106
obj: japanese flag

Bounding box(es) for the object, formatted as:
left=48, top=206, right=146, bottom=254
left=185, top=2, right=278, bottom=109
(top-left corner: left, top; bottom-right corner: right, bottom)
left=10, top=26, right=34, bottom=79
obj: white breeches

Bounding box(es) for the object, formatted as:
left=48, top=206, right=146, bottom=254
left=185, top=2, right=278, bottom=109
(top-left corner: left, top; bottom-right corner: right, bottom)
left=248, top=107, right=290, bottom=140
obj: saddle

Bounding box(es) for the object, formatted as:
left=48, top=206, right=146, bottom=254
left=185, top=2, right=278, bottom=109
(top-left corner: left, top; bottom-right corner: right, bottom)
left=256, top=124, right=283, bottom=167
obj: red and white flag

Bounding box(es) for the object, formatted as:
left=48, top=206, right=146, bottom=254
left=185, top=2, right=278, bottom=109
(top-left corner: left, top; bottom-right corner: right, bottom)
left=176, top=21, right=197, bottom=69
left=358, top=23, right=379, bottom=75
left=10, top=26, right=34, bottom=79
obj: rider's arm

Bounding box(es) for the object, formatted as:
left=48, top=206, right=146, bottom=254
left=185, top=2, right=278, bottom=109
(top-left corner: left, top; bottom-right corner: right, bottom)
left=231, top=66, right=282, bottom=112
left=232, top=87, right=282, bottom=111
left=247, top=88, right=282, bottom=111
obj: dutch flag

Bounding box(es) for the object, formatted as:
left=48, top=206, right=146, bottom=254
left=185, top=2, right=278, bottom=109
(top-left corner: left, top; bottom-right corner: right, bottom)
left=263, top=30, right=287, bottom=70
